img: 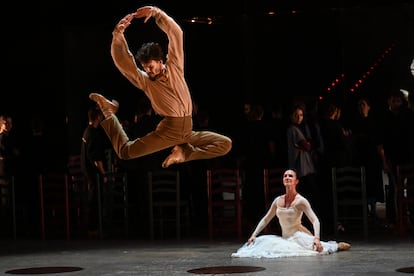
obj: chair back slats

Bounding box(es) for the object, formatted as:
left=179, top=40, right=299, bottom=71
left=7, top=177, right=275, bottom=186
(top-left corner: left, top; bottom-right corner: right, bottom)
left=38, top=172, right=70, bottom=240
left=98, top=171, right=130, bottom=238
left=396, top=162, right=414, bottom=236
left=263, top=168, right=284, bottom=234
left=332, top=166, right=368, bottom=237
left=0, top=176, right=16, bottom=239
left=207, top=168, right=242, bottom=240
left=263, top=168, right=284, bottom=209
left=148, top=170, right=190, bottom=240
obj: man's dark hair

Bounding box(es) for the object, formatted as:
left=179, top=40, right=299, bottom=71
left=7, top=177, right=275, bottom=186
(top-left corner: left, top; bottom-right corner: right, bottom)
left=135, top=42, right=164, bottom=63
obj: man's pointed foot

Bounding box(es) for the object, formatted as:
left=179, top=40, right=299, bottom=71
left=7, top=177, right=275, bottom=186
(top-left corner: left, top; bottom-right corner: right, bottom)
left=162, top=146, right=185, bottom=168
left=89, top=93, right=119, bottom=118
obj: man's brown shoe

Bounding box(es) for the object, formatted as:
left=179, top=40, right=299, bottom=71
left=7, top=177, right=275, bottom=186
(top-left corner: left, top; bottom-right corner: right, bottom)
left=338, top=242, right=351, bottom=251
left=89, top=93, right=119, bottom=118
left=162, top=145, right=185, bottom=168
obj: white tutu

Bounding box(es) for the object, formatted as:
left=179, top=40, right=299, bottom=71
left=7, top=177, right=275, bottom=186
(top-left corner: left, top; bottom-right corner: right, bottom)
left=231, top=232, right=338, bottom=258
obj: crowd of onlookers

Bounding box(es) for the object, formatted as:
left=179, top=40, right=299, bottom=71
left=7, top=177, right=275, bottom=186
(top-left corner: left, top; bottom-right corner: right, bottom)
left=0, top=88, right=413, bottom=239
left=226, top=89, right=413, bottom=235
left=115, top=89, right=414, bottom=237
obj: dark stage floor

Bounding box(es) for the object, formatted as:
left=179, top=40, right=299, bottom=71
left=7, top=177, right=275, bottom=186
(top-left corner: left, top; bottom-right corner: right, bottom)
left=0, top=226, right=413, bottom=275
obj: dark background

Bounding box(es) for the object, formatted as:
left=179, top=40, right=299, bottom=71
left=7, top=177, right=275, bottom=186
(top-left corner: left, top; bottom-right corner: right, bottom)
left=3, top=0, right=414, bottom=168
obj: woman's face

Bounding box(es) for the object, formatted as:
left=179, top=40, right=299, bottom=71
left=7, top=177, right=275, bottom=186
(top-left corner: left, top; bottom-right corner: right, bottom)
left=291, top=108, right=304, bottom=125
left=358, top=99, right=371, bottom=117
left=283, top=170, right=298, bottom=187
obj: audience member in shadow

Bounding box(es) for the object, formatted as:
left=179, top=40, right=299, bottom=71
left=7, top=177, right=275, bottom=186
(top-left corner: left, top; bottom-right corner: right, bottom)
left=286, top=105, right=319, bottom=221
left=318, top=101, right=353, bottom=233
left=80, top=106, right=112, bottom=237
left=0, top=115, right=21, bottom=212
left=350, top=96, right=384, bottom=217
left=238, top=103, right=275, bottom=229
left=377, top=90, right=412, bottom=227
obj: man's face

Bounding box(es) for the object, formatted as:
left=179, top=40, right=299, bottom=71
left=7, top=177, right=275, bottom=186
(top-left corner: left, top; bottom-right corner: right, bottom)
left=141, top=60, right=164, bottom=81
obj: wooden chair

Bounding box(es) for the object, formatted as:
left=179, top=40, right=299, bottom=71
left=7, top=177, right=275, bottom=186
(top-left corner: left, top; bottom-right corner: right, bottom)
left=38, top=172, right=70, bottom=240
left=332, top=166, right=368, bottom=237
left=0, top=176, right=16, bottom=239
left=395, top=162, right=414, bottom=237
left=66, top=154, right=84, bottom=238
left=67, top=154, right=83, bottom=180
left=98, top=171, right=131, bottom=238
left=263, top=168, right=284, bottom=234
left=207, top=168, right=242, bottom=240
left=148, top=169, right=190, bottom=240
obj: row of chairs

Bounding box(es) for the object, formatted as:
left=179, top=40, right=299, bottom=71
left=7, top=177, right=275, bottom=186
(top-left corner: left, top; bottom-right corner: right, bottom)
left=0, top=166, right=376, bottom=240
left=206, top=164, right=414, bottom=240
left=40, top=162, right=190, bottom=241
left=332, top=163, right=414, bottom=238
left=38, top=170, right=130, bottom=240
left=206, top=166, right=367, bottom=241
left=2, top=163, right=413, bottom=240
left=39, top=166, right=412, bottom=242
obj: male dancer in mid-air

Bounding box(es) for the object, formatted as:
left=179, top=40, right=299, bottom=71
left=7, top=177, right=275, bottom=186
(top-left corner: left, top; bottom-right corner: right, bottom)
left=90, top=6, right=232, bottom=168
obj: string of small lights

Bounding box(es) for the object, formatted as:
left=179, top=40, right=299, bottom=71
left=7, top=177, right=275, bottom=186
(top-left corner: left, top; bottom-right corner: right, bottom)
left=324, top=42, right=396, bottom=97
